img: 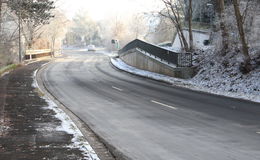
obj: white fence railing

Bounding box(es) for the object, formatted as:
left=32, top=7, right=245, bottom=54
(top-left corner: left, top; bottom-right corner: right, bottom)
left=25, top=49, right=52, bottom=60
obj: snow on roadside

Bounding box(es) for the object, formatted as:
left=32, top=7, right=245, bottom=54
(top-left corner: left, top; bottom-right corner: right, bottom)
left=111, top=58, right=260, bottom=103
left=43, top=98, right=99, bottom=160
left=0, top=71, right=10, bottom=78
left=32, top=69, right=39, bottom=89
left=99, top=50, right=118, bottom=57
left=0, top=64, right=18, bottom=78
left=32, top=70, right=100, bottom=160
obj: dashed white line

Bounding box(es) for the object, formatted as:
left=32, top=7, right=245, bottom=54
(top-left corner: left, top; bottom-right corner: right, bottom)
left=112, top=86, right=123, bottom=92
left=231, top=106, right=237, bottom=109
left=151, top=100, right=178, bottom=110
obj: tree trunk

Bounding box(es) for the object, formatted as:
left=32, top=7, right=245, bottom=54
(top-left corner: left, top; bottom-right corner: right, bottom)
left=51, top=37, right=55, bottom=57
left=176, top=29, right=184, bottom=49
left=188, top=0, right=193, bottom=51
left=232, top=0, right=251, bottom=73
left=174, top=17, right=189, bottom=52
left=217, top=0, right=229, bottom=55
left=178, top=27, right=189, bottom=52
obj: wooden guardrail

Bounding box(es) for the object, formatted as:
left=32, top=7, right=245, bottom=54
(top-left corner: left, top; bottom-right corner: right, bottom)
left=25, top=49, right=52, bottom=60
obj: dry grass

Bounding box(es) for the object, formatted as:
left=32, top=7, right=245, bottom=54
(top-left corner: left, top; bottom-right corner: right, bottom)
left=0, top=64, right=22, bottom=77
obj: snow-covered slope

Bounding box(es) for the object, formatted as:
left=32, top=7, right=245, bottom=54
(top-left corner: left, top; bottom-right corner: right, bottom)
left=191, top=50, right=260, bottom=102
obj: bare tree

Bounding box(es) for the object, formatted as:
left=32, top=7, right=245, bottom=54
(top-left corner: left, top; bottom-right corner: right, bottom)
left=188, top=0, right=193, bottom=51
left=130, top=14, right=146, bottom=39
left=144, top=15, right=176, bottom=44
left=43, top=10, right=68, bottom=56
left=0, top=2, right=21, bottom=66
left=8, top=0, right=55, bottom=49
left=232, top=0, right=251, bottom=72
left=160, top=0, right=195, bottom=52
left=0, top=0, right=10, bottom=33
left=160, top=0, right=189, bottom=52
left=216, top=0, right=229, bottom=55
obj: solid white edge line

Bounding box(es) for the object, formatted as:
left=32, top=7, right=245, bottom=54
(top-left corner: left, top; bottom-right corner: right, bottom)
left=151, top=100, right=178, bottom=110
left=112, top=86, right=123, bottom=92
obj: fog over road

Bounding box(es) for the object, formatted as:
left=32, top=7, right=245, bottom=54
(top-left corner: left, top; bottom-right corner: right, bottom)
left=40, top=49, right=260, bottom=160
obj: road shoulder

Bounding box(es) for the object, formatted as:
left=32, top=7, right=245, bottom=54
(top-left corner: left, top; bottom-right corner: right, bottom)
left=0, top=61, right=100, bottom=160
left=36, top=60, right=117, bottom=160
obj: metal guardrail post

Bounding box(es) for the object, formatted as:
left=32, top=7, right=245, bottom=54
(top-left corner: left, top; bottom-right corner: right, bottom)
left=177, top=52, right=193, bottom=67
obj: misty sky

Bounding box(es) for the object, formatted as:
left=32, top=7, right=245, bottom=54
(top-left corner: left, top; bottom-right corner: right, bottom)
left=57, top=0, right=163, bottom=20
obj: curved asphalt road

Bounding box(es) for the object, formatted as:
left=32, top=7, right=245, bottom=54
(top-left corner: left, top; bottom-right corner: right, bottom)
left=40, top=49, right=260, bottom=160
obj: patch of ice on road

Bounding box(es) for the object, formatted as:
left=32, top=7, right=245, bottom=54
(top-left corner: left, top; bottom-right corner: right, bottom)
left=32, top=69, right=100, bottom=160
left=111, top=58, right=260, bottom=103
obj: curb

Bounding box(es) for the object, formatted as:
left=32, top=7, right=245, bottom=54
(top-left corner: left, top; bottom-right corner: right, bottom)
left=110, top=58, right=260, bottom=105
left=35, top=59, right=129, bottom=160
left=109, top=57, right=172, bottom=85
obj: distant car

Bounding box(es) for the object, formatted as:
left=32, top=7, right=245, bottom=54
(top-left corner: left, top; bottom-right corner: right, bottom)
left=87, top=45, right=96, bottom=51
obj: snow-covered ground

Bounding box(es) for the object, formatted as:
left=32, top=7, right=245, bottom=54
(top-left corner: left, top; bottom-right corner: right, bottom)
left=0, top=71, right=10, bottom=78
left=111, top=57, right=260, bottom=103
left=99, top=50, right=118, bottom=57
left=32, top=69, right=100, bottom=160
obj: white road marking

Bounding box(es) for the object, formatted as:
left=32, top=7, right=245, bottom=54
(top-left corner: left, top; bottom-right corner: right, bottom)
left=257, top=132, right=260, bottom=135
left=112, top=86, right=123, bottom=91
left=151, top=100, right=178, bottom=110
left=231, top=106, right=236, bottom=109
